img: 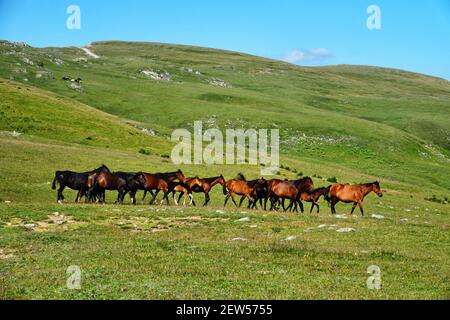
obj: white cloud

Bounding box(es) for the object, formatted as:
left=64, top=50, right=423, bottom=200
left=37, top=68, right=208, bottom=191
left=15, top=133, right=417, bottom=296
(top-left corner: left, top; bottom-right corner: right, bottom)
left=283, top=48, right=333, bottom=64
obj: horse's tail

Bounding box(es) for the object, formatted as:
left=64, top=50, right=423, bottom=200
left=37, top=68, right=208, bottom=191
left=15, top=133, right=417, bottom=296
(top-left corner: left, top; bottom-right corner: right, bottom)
left=51, top=172, right=59, bottom=190
left=324, top=185, right=332, bottom=203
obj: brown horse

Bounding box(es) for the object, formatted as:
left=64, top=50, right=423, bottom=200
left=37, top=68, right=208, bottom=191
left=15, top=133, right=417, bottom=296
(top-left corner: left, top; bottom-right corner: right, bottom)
left=329, top=181, right=383, bottom=216
left=177, top=175, right=226, bottom=206
left=135, top=170, right=185, bottom=205
left=88, top=171, right=127, bottom=204
left=169, top=177, right=202, bottom=206
left=267, top=179, right=302, bottom=212
left=265, top=177, right=314, bottom=212
left=224, top=177, right=266, bottom=208
left=299, top=186, right=331, bottom=214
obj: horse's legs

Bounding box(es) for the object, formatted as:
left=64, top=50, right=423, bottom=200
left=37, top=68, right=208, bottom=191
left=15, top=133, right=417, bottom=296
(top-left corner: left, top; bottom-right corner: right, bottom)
left=177, top=192, right=184, bottom=205
left=224, top=194, right=231, bottom=207
left=162, top=191, right=170, bottom=205
left=316, top=203, right=320, bottom=214
left=271, top=196, right=278, bottom=210
left=350, top=203, right=357, bottom=215
left=130, top=190, right=137, bottom=205
left=298, top=200, right=304, bottom=213
left=75, top=189, right=82, bottom=203
left=57, top=185, right=65, bottom=202
left=149, top=190, right=159, bottom=205
left=331, top=198, right=338, bottom=214
left=239, top=196, right=245, bottom=208
left=358, top=201, right=364, bottom=216
left=231, top=195, right=238, bottom=208
left=203, top=193, right=210, bottom=207
left=118, top=188, right=125, bottom=205
left=173, top=192, right=179, bottom=206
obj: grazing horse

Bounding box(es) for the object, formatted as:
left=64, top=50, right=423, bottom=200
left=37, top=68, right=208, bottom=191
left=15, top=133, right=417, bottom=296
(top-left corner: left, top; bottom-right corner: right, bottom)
left=299, top=186, right=331, bottom=214
left=169, top=177, right=202, bottom=206
left=329, top=181, right=383, bottom=216
left=51, top=165, right=110, bottom=203
left=135, top=170, right=185, bottom=205
left=88, top=171, right=127, bottom=204
left=179, top=175, right=226, bottom=206
left=224, top=177, right=266, bottom=208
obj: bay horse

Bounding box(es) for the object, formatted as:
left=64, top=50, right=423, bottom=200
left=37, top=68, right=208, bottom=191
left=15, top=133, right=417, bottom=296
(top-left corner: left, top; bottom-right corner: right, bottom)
left=51, top=165, right=110, bottom=203
left=135, top=170, right=185, bottom=205
left=223, top=176, right=266, bottom=208
left=169, top=177, right=202, bottom=206
left=178, top=175, right=226, bottom=206
left=329, top=181, right=383, bottom=216
left=267, top=179, right=302, bottom=212
left=299, top=186, right=331, bottom=214
left=88, top=171, right=127, bottom=204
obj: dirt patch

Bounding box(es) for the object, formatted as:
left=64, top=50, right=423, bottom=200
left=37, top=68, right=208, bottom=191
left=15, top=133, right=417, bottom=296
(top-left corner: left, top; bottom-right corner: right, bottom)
left=0, top=248, right=15, bottom=260
left=105, top=215, right=230, bottom=233
left=5, top=213, right=87, bottom=232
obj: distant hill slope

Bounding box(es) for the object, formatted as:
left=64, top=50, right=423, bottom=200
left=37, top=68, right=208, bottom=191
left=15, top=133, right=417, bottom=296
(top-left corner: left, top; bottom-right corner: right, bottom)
left=0, top=40, right=449, bottom=190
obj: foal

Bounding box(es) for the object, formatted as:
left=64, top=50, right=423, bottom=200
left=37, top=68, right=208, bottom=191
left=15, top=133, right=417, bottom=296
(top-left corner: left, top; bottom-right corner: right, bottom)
left=299, top=186, right=331, bottom=214
left=179, top=175, right=226, bottom=206
left=169, top=177, right=202, bottom=206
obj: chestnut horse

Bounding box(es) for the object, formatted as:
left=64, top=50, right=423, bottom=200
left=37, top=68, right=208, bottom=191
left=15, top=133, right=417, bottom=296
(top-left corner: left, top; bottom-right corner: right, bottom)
left=299, top=186, right=331, bottom=214
left=329, top=181, right=383, bottom=216
left=135, top=170, right=185, bottom=205
left=180, top=175, right=226, bottom=206
left=224, top=177, right=266, bottom=208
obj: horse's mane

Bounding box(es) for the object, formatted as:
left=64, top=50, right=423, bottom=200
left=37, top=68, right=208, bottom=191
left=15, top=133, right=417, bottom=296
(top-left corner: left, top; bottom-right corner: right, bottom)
left=235, top=173, right=246, bottom=181
left=205, top=176, right=222, bottom=183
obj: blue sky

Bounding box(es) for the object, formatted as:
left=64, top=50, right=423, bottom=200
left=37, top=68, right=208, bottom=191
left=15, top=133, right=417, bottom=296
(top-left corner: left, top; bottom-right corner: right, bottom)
left=1, top=0, right=449, bottom=79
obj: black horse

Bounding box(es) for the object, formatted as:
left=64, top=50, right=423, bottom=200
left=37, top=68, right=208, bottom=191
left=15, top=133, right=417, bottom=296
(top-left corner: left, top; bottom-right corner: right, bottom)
left=51, top=165, right=110, bottom=203
left=113, top=172, right=141, bottom=204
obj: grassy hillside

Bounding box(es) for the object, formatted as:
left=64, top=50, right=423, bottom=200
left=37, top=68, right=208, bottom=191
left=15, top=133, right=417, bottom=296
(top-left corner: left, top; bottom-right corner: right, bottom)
left=1, top=40, right=449, bottom=190
left=0, top=41, right=449, bottom=300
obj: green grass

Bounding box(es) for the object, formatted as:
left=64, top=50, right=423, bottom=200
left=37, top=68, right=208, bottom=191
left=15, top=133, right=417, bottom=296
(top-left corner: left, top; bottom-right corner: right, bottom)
left=0, top=40, right=449, bottom=299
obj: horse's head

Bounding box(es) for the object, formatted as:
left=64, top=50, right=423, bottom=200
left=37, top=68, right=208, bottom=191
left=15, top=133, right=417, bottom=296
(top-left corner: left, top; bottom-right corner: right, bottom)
left=98, top=164, right=111, bottom=173
left=175, top=169, right=185, bottom=181
left=373, top=181, right=383, bottom=197
left=218, top=175, right=226, bottom=186
left=134, top=172, right=146, bottom=186
left=257, top=177, right=268, bottom=187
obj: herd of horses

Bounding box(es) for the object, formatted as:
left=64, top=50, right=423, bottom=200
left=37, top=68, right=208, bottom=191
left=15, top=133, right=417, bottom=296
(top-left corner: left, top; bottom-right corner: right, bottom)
left=51, top=165, right=383, bottom=216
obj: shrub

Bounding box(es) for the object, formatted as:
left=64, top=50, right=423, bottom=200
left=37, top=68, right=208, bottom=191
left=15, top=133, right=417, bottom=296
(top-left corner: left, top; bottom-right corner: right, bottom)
left=138, top=148, right=151, bottom=155
left=327, top=176, right=338, bottom=183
